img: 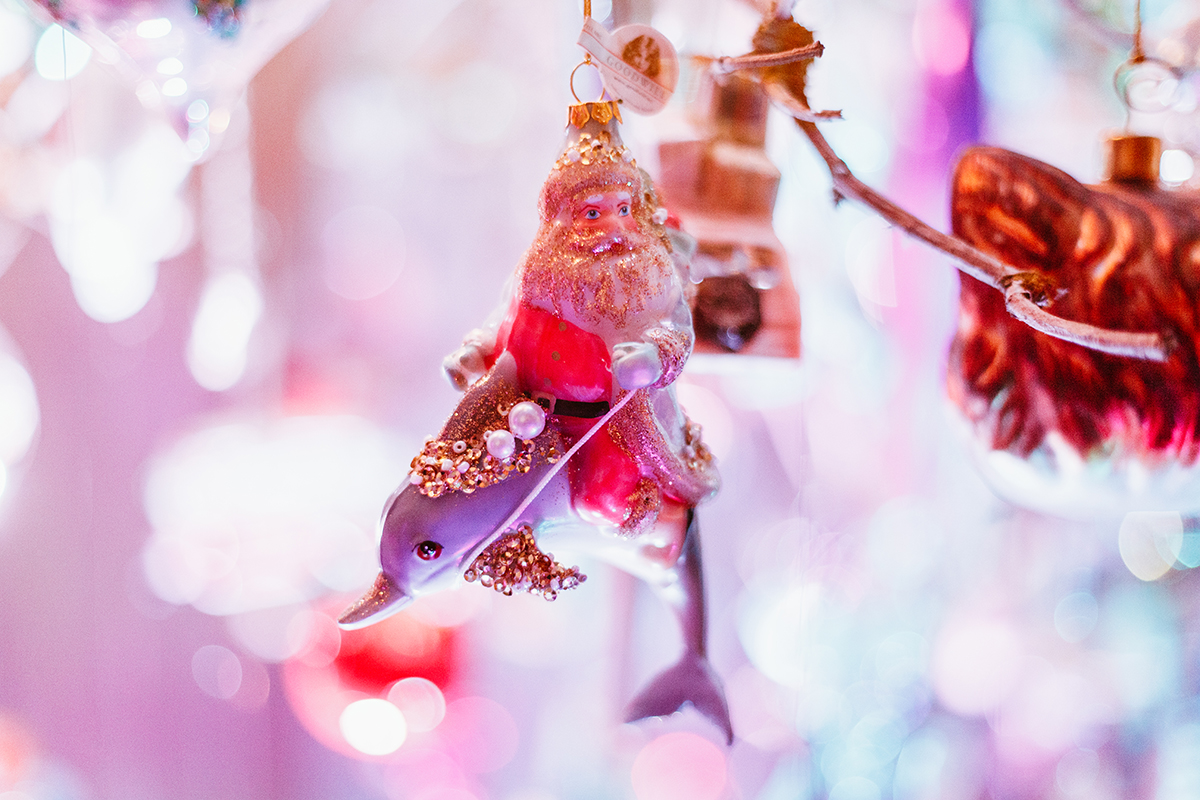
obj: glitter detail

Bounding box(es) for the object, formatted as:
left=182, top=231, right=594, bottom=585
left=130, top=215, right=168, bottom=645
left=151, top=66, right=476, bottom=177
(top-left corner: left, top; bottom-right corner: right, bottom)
left=411, top=419, right=561, bottom=499
left=621, top=477, right=662, bottom=536
left=611, top=392, right=721, bottom=505
left=463, top=524, right=586, bottom=599
left=552, top=129, right=635, bottom=173
left=412, top=359, right=563, bottom=498
left=682, top=417, right=715, bottom=473
left=644, top=326, right=694, bottom=388
left=516, top=233, right=676, bottom=331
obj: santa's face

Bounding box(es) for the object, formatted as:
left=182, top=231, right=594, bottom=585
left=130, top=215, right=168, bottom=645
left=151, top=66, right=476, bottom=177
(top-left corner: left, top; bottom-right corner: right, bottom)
left=559, top=190, right=636, bottom=254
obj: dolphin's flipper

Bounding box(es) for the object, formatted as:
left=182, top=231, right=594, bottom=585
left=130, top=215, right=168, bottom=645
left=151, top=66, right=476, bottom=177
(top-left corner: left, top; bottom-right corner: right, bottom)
left=624, top=509, right=733, bottom=744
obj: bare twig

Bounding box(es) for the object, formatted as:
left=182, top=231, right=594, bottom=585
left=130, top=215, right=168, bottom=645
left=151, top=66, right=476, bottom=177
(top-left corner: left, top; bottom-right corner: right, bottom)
left=698, top=42, right=826, bottom=74
left=766, top=80, right=1171, bottom=362
left=756, top=67, right=842, bottom=120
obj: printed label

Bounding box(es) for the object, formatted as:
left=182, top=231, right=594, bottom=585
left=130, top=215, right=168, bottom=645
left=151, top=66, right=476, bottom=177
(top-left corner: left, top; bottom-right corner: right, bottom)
left=577, top=19, right=678, bottom=115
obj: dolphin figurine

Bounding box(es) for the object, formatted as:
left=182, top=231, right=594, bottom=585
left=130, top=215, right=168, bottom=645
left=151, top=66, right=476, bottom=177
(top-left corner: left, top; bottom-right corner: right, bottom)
left=339, top=353, right=733, bottom=743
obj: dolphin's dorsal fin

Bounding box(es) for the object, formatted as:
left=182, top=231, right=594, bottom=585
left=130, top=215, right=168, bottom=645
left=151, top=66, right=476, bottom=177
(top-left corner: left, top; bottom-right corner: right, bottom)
left=439, top=352, right=523, bottom=443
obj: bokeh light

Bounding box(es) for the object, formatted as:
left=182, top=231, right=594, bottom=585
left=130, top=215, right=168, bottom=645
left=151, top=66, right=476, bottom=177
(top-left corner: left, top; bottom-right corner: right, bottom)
left=135, top=18, right=173, bottom=39
left=0, top=7, right=34, bottom=78
left=931, top=616, right=1024, bottom=716
left=340, top=698, right=407, bottom=756
left=320, top=205, right=406, bottom=301
left=187, top=272, right=263, bottom=391
left=192, top=644, right=243, bottom=700
left=33, top=26, right=90, bottom=82
left=386, top=677, right=446, bottom=733
left=1161, top=149, right=1195, bottom=183
left=630, top=732, right=726, bottom=800
left=1118, top=511, right=1183, bottom=581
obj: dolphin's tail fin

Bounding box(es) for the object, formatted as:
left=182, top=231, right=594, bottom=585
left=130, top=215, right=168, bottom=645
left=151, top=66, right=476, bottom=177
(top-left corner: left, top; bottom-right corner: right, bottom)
left=624, top=652, right=733, bottom=745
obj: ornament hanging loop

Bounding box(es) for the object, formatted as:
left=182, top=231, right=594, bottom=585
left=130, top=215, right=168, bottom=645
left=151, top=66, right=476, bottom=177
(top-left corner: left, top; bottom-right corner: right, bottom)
left=1111, top=0, right=1182, bottom=116
left=1114, top=57, right=1182, bottom=114
left=570, top=59, right=606, bottom=103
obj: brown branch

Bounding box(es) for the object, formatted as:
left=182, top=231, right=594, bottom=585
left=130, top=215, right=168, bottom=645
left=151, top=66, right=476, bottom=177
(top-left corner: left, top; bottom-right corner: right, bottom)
left=759, top=73, right=842, bottom=121
left=697, top=42, right=826, bottom=73
left=765, top=80, right=1171, bottom=362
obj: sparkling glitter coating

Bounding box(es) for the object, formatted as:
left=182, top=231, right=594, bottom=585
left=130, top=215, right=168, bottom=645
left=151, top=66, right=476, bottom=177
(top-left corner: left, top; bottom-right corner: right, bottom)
left=644, top=326, right=692, bottom=389
left=622, top=476, right=663, bottom=535
left=463, top=524, right=586, bottom=600
left=610, top=392, right=719, bottom=505
left=410, top=361, right=563, bottom=498
left=516, top=234, right=676, bottom=331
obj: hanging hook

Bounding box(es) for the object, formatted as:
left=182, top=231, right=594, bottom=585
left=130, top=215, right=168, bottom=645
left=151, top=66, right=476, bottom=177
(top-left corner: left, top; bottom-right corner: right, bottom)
left=1112, top=0, right=1181, bottom=118
left=570, top=60, right=605, bottom=103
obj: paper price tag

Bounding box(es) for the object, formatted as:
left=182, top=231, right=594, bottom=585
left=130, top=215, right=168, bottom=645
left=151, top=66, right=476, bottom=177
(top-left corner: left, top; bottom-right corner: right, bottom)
left=577, top=18, right=679, bottom=115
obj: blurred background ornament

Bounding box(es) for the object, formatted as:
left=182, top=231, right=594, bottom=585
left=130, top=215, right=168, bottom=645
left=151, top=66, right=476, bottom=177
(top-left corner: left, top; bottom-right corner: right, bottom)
left=947, top=134, right=1200, bottom=517
left=0, top=0, right=328, bottom=327
left=20, top=0, right=330, bottom=156
left=657, top=70, right=801, bottom=358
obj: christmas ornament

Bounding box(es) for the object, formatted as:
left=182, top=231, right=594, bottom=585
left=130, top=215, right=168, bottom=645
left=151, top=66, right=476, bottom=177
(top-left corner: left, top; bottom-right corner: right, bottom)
left=342, top=93, right=732, bottom=742
left=948, top=136, right=1200, bottom=515
left=657, top=71, right=801, bottom=357
left=22, top=0, right=330, bottom=157
left=31, top=0, right=245, bottom=36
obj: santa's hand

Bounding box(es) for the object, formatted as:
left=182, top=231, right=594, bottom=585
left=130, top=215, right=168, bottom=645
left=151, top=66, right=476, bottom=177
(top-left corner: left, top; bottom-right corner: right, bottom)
left=443, top=344, right=487, bottom=391
left=612, top=342, right=662, bottom=390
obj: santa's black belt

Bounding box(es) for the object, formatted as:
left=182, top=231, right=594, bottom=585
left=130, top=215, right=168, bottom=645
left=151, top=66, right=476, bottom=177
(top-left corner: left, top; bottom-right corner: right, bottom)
left=533, top=393, right=611, bottom=418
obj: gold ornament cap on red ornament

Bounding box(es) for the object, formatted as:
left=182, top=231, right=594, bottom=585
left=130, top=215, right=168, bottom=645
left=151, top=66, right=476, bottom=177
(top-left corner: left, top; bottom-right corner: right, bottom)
left=1105, top=134, right=1161, bottom=184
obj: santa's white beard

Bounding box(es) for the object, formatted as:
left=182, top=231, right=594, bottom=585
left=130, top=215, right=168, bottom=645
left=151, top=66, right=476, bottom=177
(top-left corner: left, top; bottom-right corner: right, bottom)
left=516, top=223, right=676, bottom=332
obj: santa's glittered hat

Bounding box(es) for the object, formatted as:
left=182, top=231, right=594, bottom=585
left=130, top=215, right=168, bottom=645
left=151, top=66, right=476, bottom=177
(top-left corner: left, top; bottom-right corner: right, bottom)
left=538, top=101, right=646, bottom=222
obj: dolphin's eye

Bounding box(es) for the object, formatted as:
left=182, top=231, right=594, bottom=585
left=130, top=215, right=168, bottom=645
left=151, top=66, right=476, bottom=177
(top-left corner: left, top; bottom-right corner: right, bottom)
left=416, top=540, right=443, bottom=561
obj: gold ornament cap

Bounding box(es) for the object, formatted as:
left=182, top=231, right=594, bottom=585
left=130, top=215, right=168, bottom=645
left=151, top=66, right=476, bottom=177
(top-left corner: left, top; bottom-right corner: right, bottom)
left=552, top=101, right=633, bottom=171
left=1105, top=134, right=1161, bottom=184
left=541, top=100, right=643, bottom=220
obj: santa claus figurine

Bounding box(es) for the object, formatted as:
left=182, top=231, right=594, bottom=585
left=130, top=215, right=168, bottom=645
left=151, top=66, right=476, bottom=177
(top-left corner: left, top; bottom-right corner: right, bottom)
left=442, top=101, right=718, bottom=545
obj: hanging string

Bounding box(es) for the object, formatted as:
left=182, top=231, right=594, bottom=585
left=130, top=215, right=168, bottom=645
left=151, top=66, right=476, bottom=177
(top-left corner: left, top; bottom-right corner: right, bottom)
left=1131, top=0, right=1144, bottom=63
left=581, top=0, right=592, bottom=65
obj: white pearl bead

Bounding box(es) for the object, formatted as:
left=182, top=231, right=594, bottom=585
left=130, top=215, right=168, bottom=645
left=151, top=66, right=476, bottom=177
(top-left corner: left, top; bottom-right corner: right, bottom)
left=440, top=458, right=454, bottom=472
left=486, top=429, right=516, bottom=459
left=508, top=401, right=546, bottom=440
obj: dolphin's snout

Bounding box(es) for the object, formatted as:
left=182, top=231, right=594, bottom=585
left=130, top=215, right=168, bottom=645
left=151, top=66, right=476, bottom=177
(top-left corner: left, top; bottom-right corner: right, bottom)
left=338, top=572, right=412, bottom=630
